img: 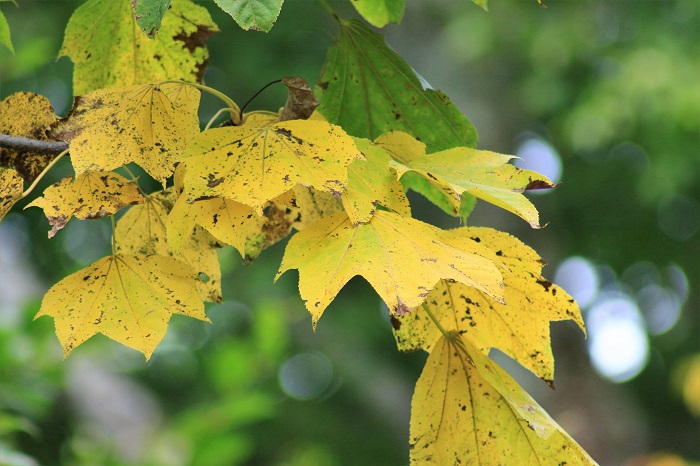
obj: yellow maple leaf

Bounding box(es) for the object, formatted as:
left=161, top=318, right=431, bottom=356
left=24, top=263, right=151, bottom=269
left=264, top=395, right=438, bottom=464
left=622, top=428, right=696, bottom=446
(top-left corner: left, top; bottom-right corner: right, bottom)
left=114, top=187, right=222, bottom=304
left=277, top=210, right=504, bottom=326
left=393, top=227, right=585, bottom=383
left=35, top=254, right=208, bottom=359
left=168, top=192, right=297, bottom=261
left=377, top=131, right=554, bottom=228
left=0, top=167, right=23, bottom=222
left=51, top=83, right=200, bottom=184
left=291, top=185, right=344, bottom=231
left=342, top=137, right=411, bottom=224
left=410, top=332, right=597, bottom=465
left=181, top=119, right=363, bottom=213
left=60, top=0, right=218, bottom=95
left=0, top=92, right=58, bottom=183
left=26, top=171, right=143, bottom=238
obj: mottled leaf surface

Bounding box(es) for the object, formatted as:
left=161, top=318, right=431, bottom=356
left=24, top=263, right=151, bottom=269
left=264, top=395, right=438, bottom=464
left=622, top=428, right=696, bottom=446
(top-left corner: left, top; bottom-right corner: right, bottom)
left=277, top=210, right=504, bottom=326
left=26, top=171, right=143, bottom=238
left=214, top=0, right=283, bottom=32
left=378, top=132, right=554, bottom=228
left=51, top=83, right=200, bottom=184
left=132, top=0, right=172, bottom=38
left=342, top=137, right=411, bottom=224
left=35, top=254, right=208, bottom=359
left=317, top=19, right=477, bottom=153
left=115, top=187, right=222, bottom=303
left=350, top=0, right=405, bottom=27
left=182, top=120, right=363, bottom=212
left=410, top=333, right=597, bottom=465
left=0, top=167, right=22, bottom=222
left=0, top=92, right=58, bottom=183
left=61, top=0, right=218, bottom=94
left=394, top=227, right=584, bottom=382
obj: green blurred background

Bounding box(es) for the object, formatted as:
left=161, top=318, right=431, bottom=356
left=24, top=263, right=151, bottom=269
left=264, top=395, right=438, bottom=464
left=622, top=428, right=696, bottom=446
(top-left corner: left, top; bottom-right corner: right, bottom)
left=0, top=1, right=698, bottom=465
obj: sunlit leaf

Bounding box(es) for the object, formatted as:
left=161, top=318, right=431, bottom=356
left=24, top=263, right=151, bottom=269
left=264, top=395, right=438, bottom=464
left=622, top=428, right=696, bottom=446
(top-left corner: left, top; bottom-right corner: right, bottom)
left=132, top=0, right=172, bottom=38
left=0, top=92, right=58, bottom=183
left=35, top=254, right=208, bottom=359
left=0, top=167, right=22, bottom=222
left=290, top=185, right=343, bottom=231
left=277, top=210, right=504, bottom=326
left=26, top=171, right=143, bottom=238
left=115, top=187, right=222, bottom=303
left=214, top=0, right=284, bottom=32
left=317, top=19, right=477, bottom=153
left=181, top=119, right=363, bottom=212
left=350, top=0, right=405, bottom=27
left=411, top=332, right=596, bottom=465
left=393, top=227, right=584, bottom=382
left=168, top=190, right=297, bottom=261
left=0, top=0, right=14, bottom=53
left=342, top=137, right=411, bottom=224
left=377, top=131, right=554, bottom=228
left=51, top=83, right=200, bottom=184
left=61, top=0, right=218, bottom=94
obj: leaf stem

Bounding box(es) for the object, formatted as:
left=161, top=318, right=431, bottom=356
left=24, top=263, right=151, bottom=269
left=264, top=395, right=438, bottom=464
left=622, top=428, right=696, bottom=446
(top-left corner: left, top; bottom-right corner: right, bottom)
left=239, top=79, right=282, bottom=121
left=421, top=302, right=450, bottom=338
left=20, top=148, right=68, bottom=199
left=159, top=80, right=241, bottom=125
left=318, top=0, right=340, bottom=20
left=121, top=165, right=149, bottom=198
left=205, top=108, right=235, bottom=130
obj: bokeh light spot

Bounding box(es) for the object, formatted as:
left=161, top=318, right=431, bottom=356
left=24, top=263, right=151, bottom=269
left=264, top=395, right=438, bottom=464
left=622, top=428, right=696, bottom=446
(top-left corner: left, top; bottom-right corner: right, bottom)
left=554, top=256, right=599, bottom=309
left=279, top=352, right=333, bottom=401
left=514, top=137, right=562, bottom=186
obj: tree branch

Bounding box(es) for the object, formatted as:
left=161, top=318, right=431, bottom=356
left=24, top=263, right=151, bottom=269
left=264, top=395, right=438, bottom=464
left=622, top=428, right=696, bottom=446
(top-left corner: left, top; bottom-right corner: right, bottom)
left=0, top=134, right=69, bottom=155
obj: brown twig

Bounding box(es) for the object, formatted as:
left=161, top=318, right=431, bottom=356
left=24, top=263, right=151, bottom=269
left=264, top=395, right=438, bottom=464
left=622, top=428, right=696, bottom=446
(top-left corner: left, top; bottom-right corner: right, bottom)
left=0, top=134, right=69, bottom=155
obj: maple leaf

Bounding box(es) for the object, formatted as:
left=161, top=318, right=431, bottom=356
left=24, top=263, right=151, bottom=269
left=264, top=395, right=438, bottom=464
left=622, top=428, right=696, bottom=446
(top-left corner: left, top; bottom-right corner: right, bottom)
left=168, top=189, right=297, bottom=261
left=131, top=0, right=172, bottom=38
left=393, top=227, right=584, bottom=382
left=0, top=167, right=23, bottom=222
left=0, top=92, right=58, bottom=183
left=342, top=137, right=411, bottom=224
left=214, top=0, right=284, bottom=33
left=26, top=171, right=143, bottom=238
left=377, top=131, right=555, bottom=228
left=35, top=254, right=208, bottom=359
left=60, top=0, right=218, bottom=95
left=410, top=332, right=597, bottom=465
left=181, top=119, right=363, bottom=212
left=317, top=19, right=477, bottom=153
left=115, top=187, right=223, bottom=303
left=290, top=185, right=343, bottom=231
left=349, top=0, right=405, bottom=28
left=51, top=83, right=200, bottom=184
left=277, top=210, right=504, bottom=326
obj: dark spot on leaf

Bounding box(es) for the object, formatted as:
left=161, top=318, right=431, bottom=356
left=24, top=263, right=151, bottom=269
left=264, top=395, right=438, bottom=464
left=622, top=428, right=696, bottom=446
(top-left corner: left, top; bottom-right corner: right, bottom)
left=525, top=179, right=555, bottom=190
left=275, top=127, right=292, bottom=138
left=536, top=279, right=553, bottom=292
left=390, top=315, right=401, bottom=330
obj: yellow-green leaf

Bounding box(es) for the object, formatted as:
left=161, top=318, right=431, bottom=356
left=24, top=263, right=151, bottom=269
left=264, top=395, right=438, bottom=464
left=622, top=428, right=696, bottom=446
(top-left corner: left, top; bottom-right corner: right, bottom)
left=115, top=188, right=222, bottom=303
left=60, top=0, right=218, bottom=95
left=342, top=137, right=411, bottom=224
left=410, top=332, right=597, bottom=465
left=377, top=131, right=554, bottom=228
left=0, top=0, right=13, bottom=53
left=393, top=227, right=584, bottom=382
left=51, top=83, right=200, bottom=184
left=350, top=0, right=405, bottom=27
left=0, top=92, right=58, bottom=183
left=182, top=120, right=363, bottom=212
left=26, top=171, right=143, bottom=238
left=0, top=167, right=22, bottom=222
left=35, top=254, right=208, bottom=359
left=277, top=210, right=504, bottom=326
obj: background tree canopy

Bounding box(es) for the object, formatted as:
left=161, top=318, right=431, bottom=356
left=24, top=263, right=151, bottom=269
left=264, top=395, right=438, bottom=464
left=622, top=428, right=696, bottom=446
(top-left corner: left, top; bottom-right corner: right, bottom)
left=0, top=1, right=698, bottom=465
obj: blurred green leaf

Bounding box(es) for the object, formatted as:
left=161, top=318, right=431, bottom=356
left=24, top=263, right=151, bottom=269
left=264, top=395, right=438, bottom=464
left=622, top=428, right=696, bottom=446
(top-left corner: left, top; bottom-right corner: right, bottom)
left=0, top=0, right=14, bottom=54
left=317, top=19, right=478, bottom=153
left=350, top=0, right=405, bottom=27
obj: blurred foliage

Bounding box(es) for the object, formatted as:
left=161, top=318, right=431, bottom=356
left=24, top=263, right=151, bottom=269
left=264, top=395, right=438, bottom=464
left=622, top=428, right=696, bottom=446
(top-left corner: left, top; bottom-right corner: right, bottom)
left=0, top=0, right=698, bottom=465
